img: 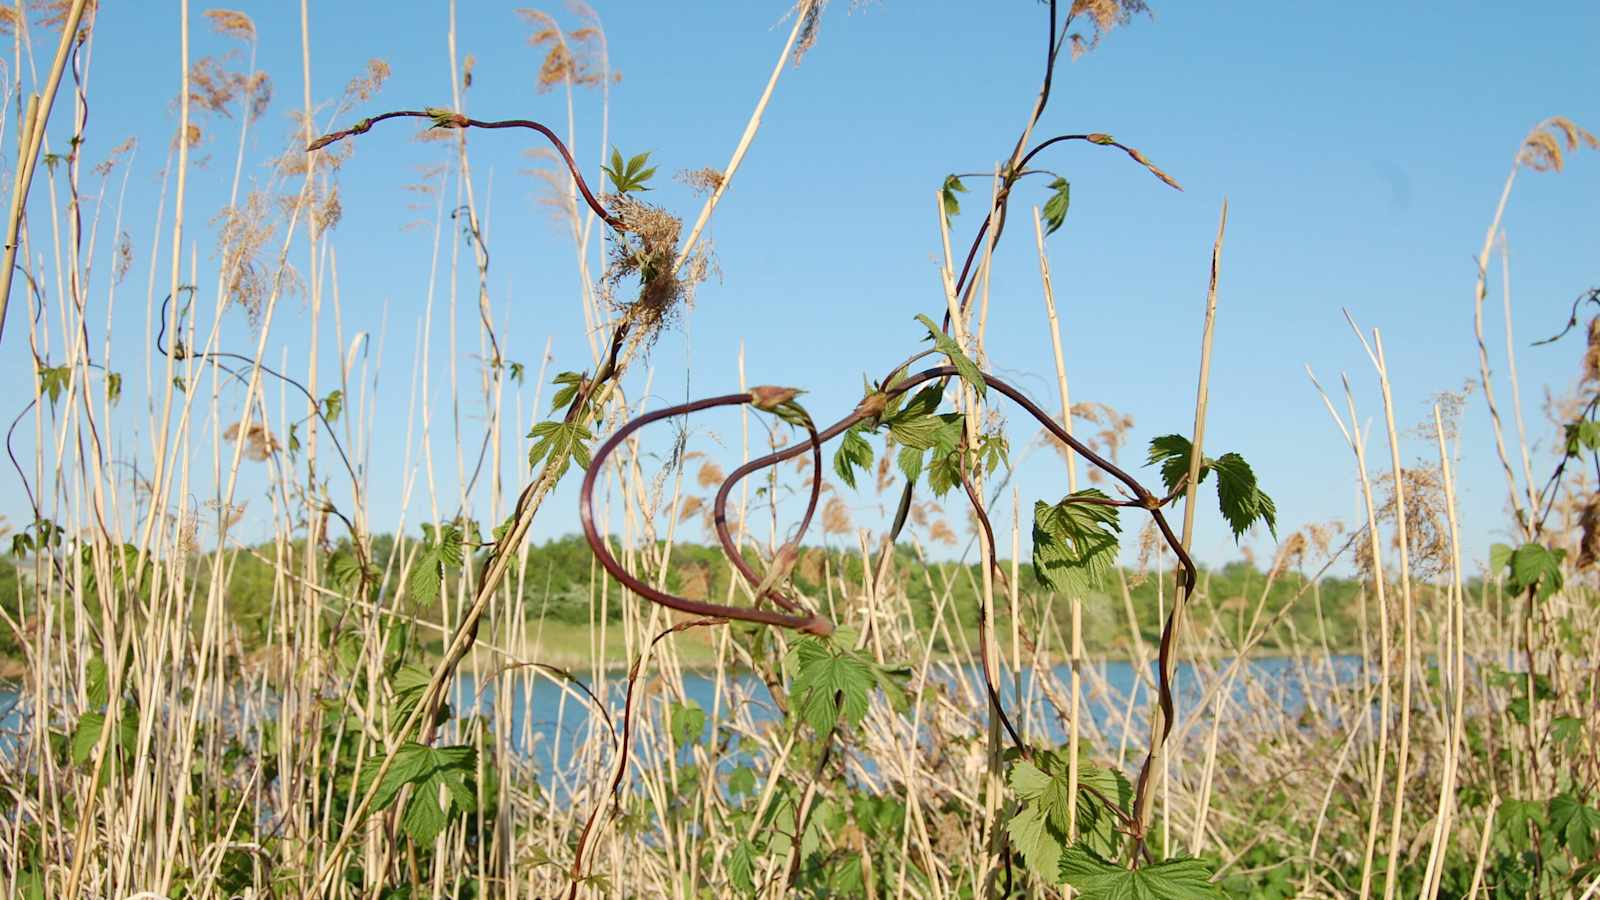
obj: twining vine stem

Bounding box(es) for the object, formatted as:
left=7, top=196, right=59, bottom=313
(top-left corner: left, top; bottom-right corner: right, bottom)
left=582, top=364, right=1199, bottom=855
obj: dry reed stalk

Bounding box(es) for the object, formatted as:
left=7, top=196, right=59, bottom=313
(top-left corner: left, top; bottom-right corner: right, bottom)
left=1419, top=405, right=1467, bottom=898
left=1497, top=239, right=1541, bottom=521
left=1344, top=324, right=1416, bottom=900
left=1307, top=366, right=1393, bottom=900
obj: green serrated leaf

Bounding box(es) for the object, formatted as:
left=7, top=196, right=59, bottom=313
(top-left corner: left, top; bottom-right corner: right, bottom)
left=941, top=174, right=967, bottom=219
left=603, top=147, right=655, bottom=194
left=37, top=365, right=70, bottom=406
left=358, top=742, right=430, bottom=812
left=1550, top=715, right=1584, bottom=747
left=70, top=707, right=137, bottom=767
left=1059, top=845, right=1222, bottom=898
left=728, top=765, right=757, bottom=797
left=1501, top=542, right=1565, bottom=602
left=833, top=427, right=874, bottom=490
left=15, top=868, right=45, bottom=900
left=923, top=414, right=967, bottom=498
left=980, top=431, right=1010, bottom=474
left=401, top=780, right=451, bottom=844
left=408, top=548, right=443, bottom=604
left=429, top=524, right=465, bottom=568
left=86, top=656, right=110, bottom=708
left=1008, top=801, right=1064, bottom=882
left=71, top=713, right=105, bottom=765
left=550, top=371, right=585, bottom=412
left=357, top=741, right=476, bottom=845
left=1550, top=793, right=1600, bottom=858
left=1146, top=434, right=1206, bottom=495
left=391, top=663, right=432, bottom=723
left=1565, top=419, right=1600, bottom=456
left=1032, top=492, right=1121, bottom=593
left=893, top=384, right=943, bottom=422
left=915, top=313, right=986, bottom=400
left=328, top=549, right=371, bottom=594
left=527, top=419, right=595, bottom=481
left=322, top=389, right=343, bottom=423
left=896, top=444, right=924, bottom=485
left=407, top=525, right=462, bottom=605
left=1008, top=749, right=1135, bottom=881
left=1210, top=452, right=1276, bottom=540
left=885, top=385, right=946, bottom=451
left=729, top=839, right=758, bottom=894
left=788, top=637, right=876, bottom=734
left=1042, top=177, right=1072, bottom=235
left=669, top=701, right=706, bottom=749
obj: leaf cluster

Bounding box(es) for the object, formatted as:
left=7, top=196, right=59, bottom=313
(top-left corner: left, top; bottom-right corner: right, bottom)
left=603, top=147, right=656, bottom=194
left=355, top=742, right=478, bottom=844
left=1146, top=434, right=1277, bottom=539
left=786, top=635, right=910, bottom=735
left=1490, top=541, right=1565, bottom=602
left=407, top=523, right=466, bottom=605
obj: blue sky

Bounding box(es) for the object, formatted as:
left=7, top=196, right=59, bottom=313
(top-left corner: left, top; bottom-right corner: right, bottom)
left=5, top=1, right=1599, bottom=574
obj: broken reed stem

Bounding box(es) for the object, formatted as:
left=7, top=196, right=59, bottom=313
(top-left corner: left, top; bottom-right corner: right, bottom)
left=1033, top=206, right=1076, bottom=492
left=674, top=0, right=812, bottom=274
left=1136, top=199, right=1226, bottom=844
left=0, top=0, right=92, bottom=348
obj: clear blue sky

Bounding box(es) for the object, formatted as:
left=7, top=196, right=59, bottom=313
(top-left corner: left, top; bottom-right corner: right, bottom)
left=5, top=1, right=1599, bottom=575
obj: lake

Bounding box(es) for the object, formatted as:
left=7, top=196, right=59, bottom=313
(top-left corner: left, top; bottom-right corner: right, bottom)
left=0, top=654, right=1364, bottom=787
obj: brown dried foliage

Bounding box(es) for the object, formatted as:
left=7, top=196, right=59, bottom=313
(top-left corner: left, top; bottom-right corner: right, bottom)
left=8, top=0, right=95, bottom=31
left=518, top=8, right=612, bottom=93
left=677, top=167, right=726, bottom=195
left=602, top=194, right=709, bottom=343
left=113, top=231, right=133, bottom=285
left=211, top=191, right=279, bottom=327
left=788, top=0, right=877, bottom=64
left=695, top=461, right=724, bottom=490
left=1358, top=464, right=1452, bottom=580
left=1041, top=400, right=1134, bottom=484
left=187, top=56, right=272, bottom=122
left=1583, top=316, right=1600, bottom=384
left=822, top=496, right=853, bottom=535
left=223, top=421, right=280, bottom=462
left=1518, top=117, right=1598, bottom=173
left=678, top=495, right=704, bottom=523
left=344, top=59, right=392, bottom=106
left=203, top=8, right=255, bottom=42
left=1577, top=493, right=1600, bottom=570
left=1066, top=0, right=1150, bottom=58
left=799, top=548, right=827, bottom=584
